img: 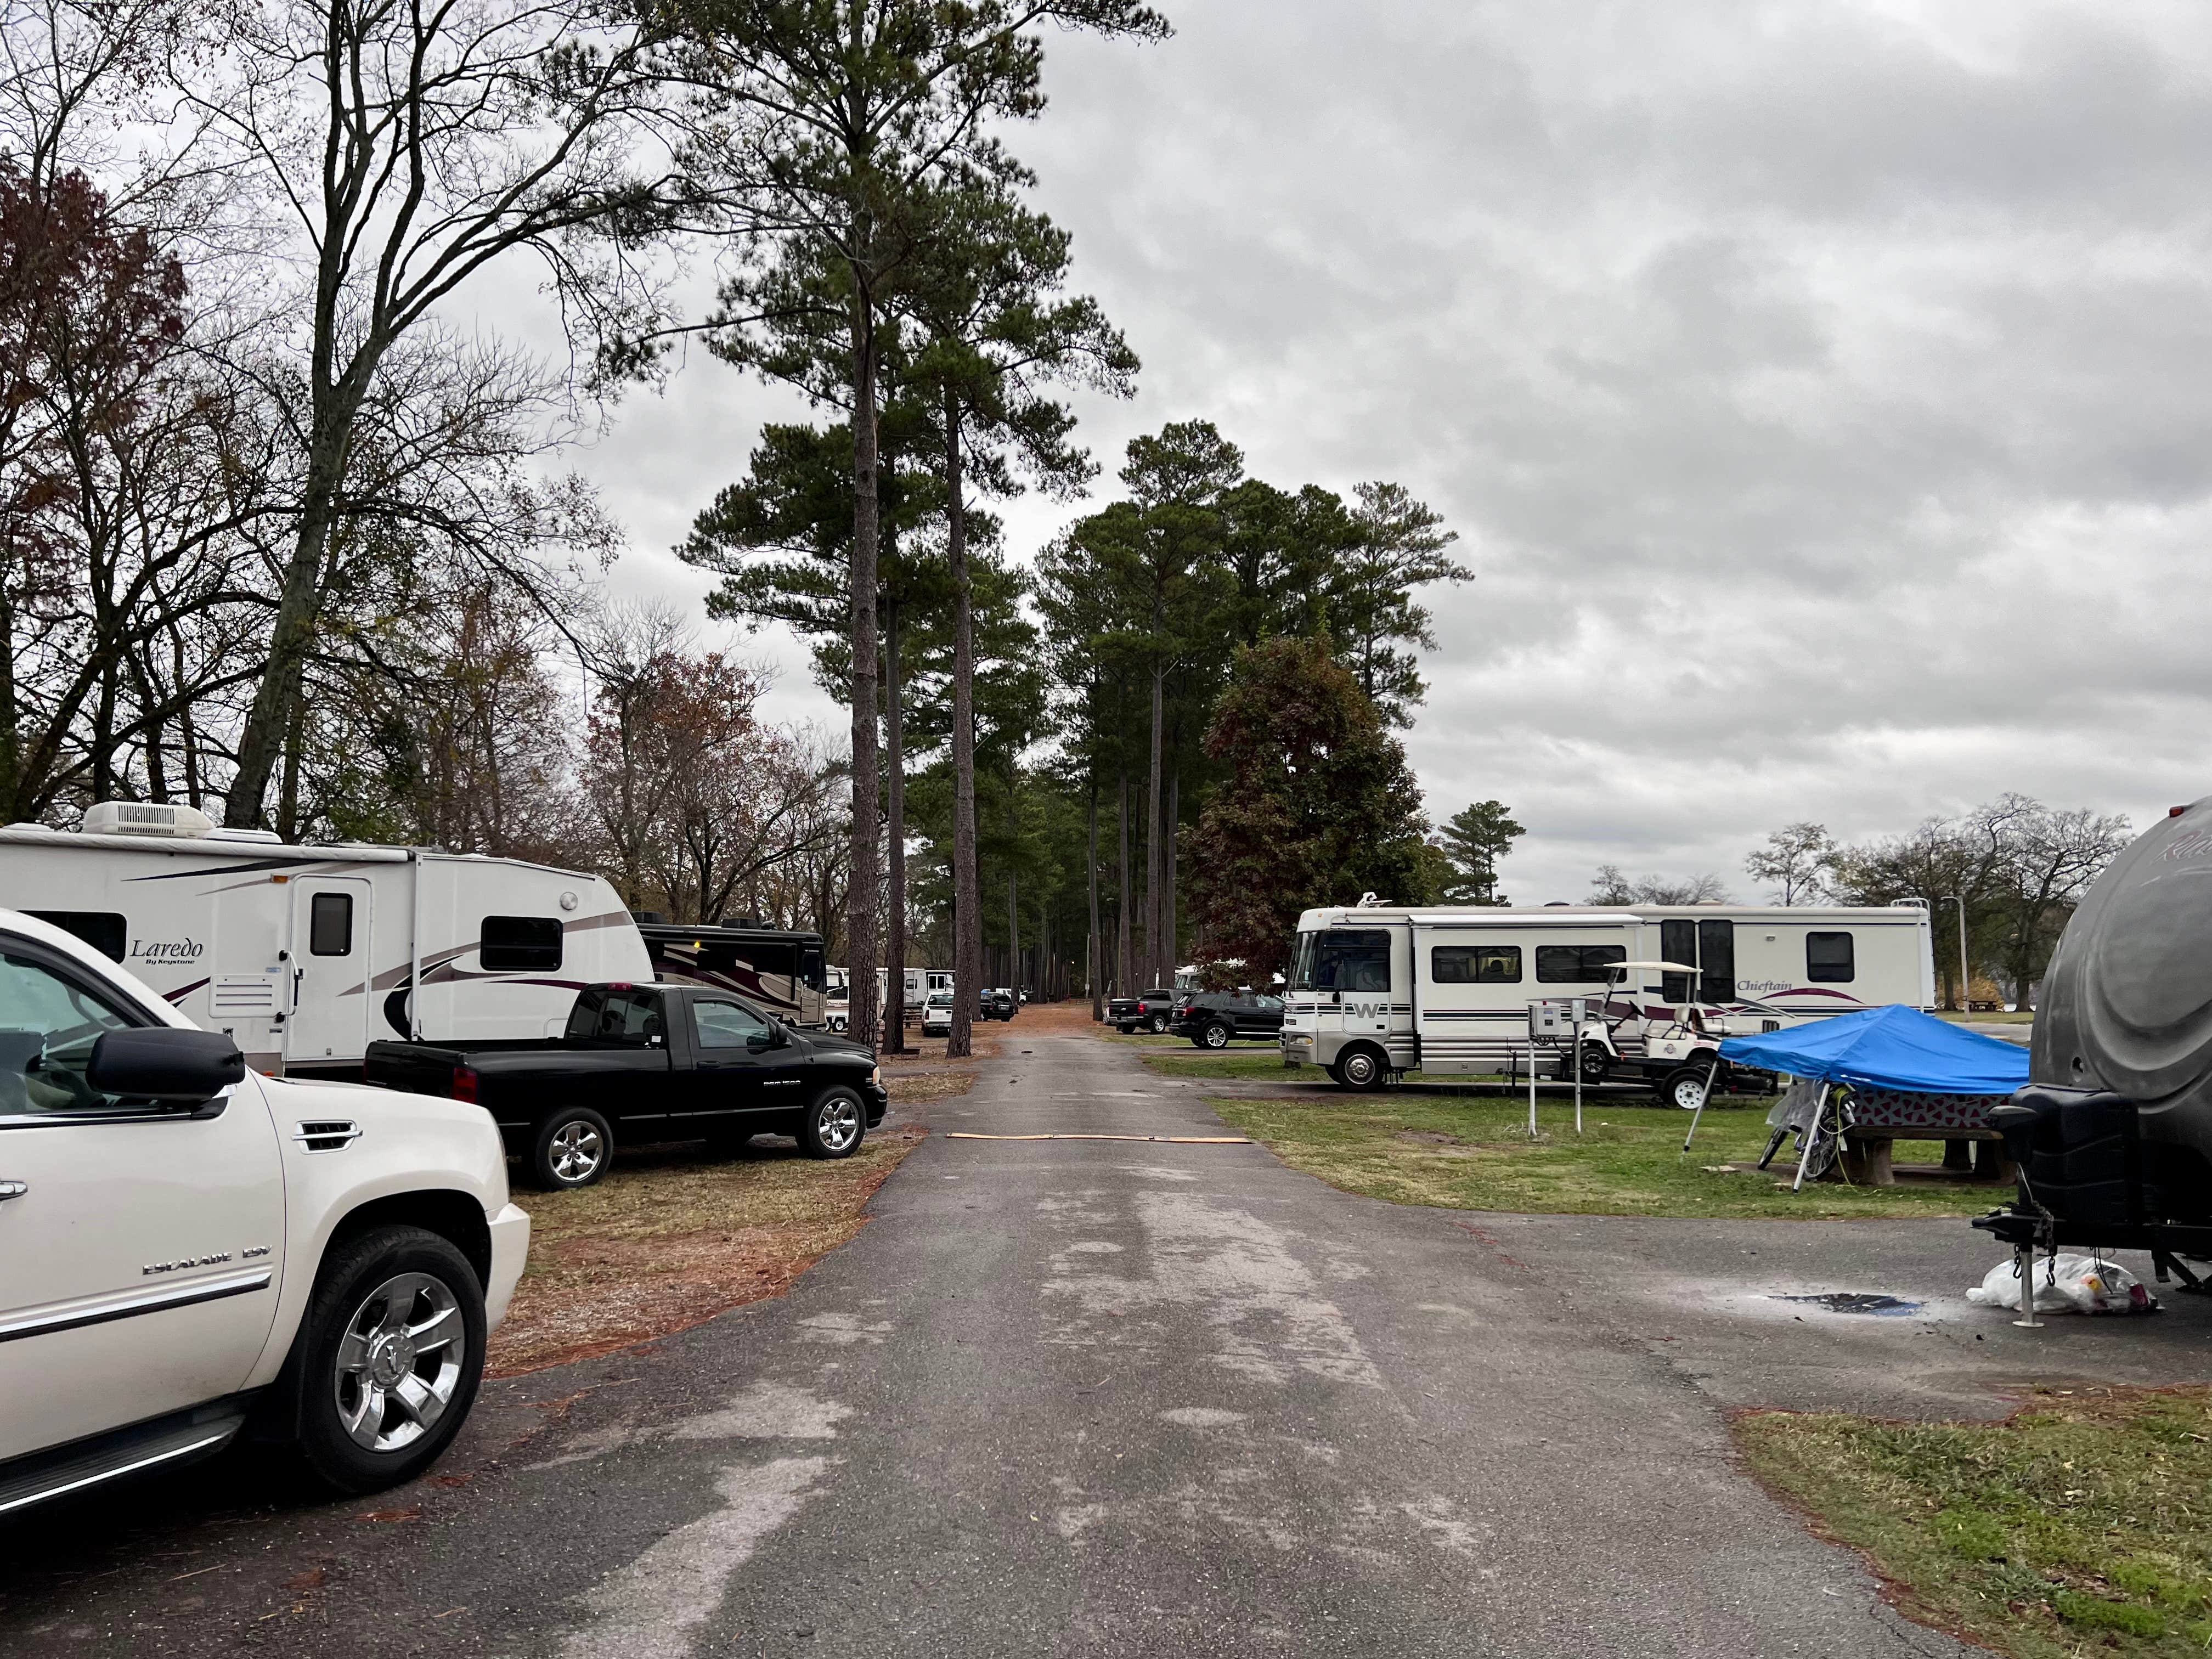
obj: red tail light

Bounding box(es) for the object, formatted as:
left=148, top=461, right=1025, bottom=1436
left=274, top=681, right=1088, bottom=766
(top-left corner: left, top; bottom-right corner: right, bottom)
left=451, top=1064, right=479, bottom=1103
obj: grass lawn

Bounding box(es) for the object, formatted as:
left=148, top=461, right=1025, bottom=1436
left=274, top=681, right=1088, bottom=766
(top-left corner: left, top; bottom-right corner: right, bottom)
left=1740, top=1389, right=2212, bottom=1657
left=1207, top=1092, right=1994, bottom=1220
left=489, top=1126, right=925, bottom=1376
left=1936, top=1009, right=2035, bottom=1024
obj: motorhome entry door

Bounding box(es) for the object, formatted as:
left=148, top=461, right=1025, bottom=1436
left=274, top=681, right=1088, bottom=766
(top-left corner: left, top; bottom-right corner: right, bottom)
left=287, top=877, right=374, bottom=1065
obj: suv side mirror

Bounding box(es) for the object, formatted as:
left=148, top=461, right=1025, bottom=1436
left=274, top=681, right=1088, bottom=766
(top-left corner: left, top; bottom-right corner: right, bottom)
left=86, top=1028, right=245, bottom=1101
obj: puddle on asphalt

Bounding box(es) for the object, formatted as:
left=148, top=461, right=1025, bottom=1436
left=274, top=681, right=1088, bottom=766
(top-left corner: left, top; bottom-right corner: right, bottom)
left=1768, top=1293, right=1925, bottom=1317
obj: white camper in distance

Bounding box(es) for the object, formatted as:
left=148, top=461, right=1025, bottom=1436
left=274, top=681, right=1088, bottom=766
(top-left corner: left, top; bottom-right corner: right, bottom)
left=0, top=803, right=649, bottom=1077
left=1280, top=900, right=1936, bottom=1098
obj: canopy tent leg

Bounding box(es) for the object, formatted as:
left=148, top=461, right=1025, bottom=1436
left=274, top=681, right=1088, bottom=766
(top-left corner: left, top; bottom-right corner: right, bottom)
left=1680, top=1057, right=1721, bottom=1154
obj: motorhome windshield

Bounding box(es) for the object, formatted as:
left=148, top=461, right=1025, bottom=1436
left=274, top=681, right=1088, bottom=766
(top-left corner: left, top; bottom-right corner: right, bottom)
left=1290, top=928, right=1391, bottom=992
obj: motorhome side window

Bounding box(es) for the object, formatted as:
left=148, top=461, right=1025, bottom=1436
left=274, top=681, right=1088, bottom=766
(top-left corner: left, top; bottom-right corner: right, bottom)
left=22, top=910, right=126, bottom=963
left=480, top=915, right=563, bottom=972
left=1535, top=944, right=1627, bottom=983
left=566, top=989, right=664, bottom=1045
left=1431, top=945, right=1521, bottom=984
left=1806, top=932, right=1855, bottom=983
left=1306, top=930, right=1392, bottom=992
left=308, top=891, right=352, bottom=956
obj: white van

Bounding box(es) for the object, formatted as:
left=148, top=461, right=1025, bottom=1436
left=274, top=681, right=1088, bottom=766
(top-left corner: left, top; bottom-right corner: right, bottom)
left=1280, top=900, right=1934, bottom=1095
left=0, top=803, right=650, bottom=1077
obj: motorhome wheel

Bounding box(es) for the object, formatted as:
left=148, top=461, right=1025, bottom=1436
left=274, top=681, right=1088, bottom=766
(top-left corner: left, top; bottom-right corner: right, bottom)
left=1333, top=1046, right=1388, bottom=1091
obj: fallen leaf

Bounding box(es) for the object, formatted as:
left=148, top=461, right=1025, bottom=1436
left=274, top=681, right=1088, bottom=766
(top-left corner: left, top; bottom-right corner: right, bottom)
left=282, top=1568, right=326, bottom=1592
left=358, top=1508, right=420, bottom=1523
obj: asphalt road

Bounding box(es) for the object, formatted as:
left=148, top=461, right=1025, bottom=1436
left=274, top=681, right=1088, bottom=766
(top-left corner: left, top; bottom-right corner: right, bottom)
left=4, top=1028, right=2207, bottom=1656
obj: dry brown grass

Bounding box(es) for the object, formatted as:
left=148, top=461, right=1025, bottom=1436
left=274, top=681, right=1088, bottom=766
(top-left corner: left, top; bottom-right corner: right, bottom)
left=487, top=1125, right=926, bottom=1378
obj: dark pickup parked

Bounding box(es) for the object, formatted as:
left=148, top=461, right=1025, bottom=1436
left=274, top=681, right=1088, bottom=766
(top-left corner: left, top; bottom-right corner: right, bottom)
left=1108, top=988, right=1179, bottom=1034
left=365, top=983, right=887, bottom=1190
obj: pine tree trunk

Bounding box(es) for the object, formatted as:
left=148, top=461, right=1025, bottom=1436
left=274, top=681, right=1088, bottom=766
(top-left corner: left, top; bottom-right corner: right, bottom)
left=1164, top=767, right=1180, bottom=986
left=1086, top=771, right=1103, bottom=1021
left=946, top=393, right=979, bottom=1059
left=1144, top=661, right=1164, bottom=989
left=1116, top=769, right=1132, bottom=996
left=1007, top=788, right=1020, bottom=1001
left=883, top=597, right=909, bottom=1052
left=845, top=296, right=882, bottom=1051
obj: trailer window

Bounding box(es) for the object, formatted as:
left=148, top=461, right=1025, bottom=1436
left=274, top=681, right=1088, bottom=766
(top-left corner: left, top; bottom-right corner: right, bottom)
left=481, top=915, right=562, bottom=972
left=1310, top=929, right=1391, bottom=992
left=1807, top=932, right=1855, bottom=983
left=1431, top=945, right=1521, bottom=984
left=308, top=892, right=353, bottom=956
left=24, top=910, right=127, bottom=963
left=1536, top=944, right=1628, bottom=983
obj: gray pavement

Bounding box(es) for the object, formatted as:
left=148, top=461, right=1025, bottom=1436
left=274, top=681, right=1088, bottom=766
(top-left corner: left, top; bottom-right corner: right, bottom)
left=3, top=1026, right=2206, bottom=1655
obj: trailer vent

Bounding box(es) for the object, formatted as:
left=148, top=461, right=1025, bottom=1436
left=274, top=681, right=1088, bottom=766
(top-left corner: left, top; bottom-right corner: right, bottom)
left=212, top=977, right=281, bottom=1015
left=291, top=1120, right=362, bottom=1153
left=81, top=801, right=216, bottom=838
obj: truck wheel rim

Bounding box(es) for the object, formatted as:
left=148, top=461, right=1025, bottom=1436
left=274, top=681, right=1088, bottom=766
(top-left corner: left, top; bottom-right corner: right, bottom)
left=817, top=1097, right=861, bottom=1152
left=333, top=1272, right=465, bottom=1453
left=550, top=1121, right=603, bottom=1182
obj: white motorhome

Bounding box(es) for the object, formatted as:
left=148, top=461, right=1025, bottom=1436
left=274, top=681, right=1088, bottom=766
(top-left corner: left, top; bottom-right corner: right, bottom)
left=0, top=803, right=650, bottom=1077
left=1280, top=900, right=1935, bottom=1096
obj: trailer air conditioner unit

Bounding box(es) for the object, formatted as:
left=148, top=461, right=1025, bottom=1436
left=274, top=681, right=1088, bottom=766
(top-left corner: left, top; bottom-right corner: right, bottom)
left=81, top=801, right=217, bottom=838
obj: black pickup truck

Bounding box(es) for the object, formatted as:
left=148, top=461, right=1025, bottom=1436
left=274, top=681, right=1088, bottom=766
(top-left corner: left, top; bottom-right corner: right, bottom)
left=364, top=983, right=887, bottom=1190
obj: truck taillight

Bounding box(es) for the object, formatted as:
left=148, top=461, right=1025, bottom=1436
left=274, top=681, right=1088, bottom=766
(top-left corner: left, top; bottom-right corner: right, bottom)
left=452, top=1064, right=479, bottom=1103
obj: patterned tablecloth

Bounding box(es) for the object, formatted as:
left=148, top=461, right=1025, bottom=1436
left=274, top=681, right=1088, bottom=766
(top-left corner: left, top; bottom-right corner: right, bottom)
left=1765, top=1079, right=2006, bottom=1135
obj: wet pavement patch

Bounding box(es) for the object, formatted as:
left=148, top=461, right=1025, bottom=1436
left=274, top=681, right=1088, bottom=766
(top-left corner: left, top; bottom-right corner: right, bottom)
left=1769, top=1293, right=1925, bottom=1317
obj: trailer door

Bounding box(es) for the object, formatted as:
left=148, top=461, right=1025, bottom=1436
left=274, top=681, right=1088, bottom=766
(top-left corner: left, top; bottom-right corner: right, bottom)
left=286, top=877, right=373, bottom=1065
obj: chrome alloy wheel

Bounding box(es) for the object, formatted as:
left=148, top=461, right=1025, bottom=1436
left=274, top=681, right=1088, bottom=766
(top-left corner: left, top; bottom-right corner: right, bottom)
left=1202, top=1022, right=1231, bottom=1049
left=333, top=1272, right=465, bottom=1453
left=548, top=1119, right=605, bottom=1183
left=1340, top=1048, right=1381, bottom=1087
left=814, top=1094, right=862, bottom=1154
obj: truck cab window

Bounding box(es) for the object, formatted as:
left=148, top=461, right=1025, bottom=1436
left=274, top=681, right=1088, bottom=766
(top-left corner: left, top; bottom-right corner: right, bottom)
left=1431, top=945, right=1521, bottom=984
left=1807, top=932, right=1855, bottom=983
left=567, top=989, right=664, bottom=1045
left=1313, top=930, right=1391, bottom=992
left=481, top=916, right=563, bottom=972
left=0, top=948, right=138, bottom=1115
left=693, top=998, right=774, bottom=1049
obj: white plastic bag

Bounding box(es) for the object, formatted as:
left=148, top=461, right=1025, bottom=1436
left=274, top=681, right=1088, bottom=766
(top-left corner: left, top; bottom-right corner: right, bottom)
left=1966, top=1253, right=2158, bottom=1315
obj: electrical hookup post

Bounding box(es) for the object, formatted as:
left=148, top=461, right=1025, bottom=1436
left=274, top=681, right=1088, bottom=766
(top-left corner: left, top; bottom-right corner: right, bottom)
left=1526, top=998, right=1592, bottom=1136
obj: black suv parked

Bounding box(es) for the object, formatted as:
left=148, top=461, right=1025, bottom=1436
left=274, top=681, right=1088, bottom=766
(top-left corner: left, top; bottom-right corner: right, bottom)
left=982, top=988, right=1018, bottom=1020
left=1108, top=988, right=1178, bottom=1034
left=1171, top=991, right=1286, bottom=1049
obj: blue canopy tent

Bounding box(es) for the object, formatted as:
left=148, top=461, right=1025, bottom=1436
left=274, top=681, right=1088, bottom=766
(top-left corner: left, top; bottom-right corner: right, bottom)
left=1717, top=1004, right=2030, bottom=1094
left=1696, top=1006, right=2031, bottom=1189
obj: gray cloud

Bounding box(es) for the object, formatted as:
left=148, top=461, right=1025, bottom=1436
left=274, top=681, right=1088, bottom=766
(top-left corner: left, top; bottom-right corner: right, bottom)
left=505, top=0, right=2207, bottom=905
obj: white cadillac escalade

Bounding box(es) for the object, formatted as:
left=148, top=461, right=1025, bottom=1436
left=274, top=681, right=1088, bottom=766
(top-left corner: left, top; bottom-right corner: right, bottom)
left=0, top=910, right=529, bottom=1513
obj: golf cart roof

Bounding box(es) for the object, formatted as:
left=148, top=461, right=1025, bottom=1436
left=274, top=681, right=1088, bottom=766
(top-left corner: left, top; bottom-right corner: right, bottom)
left=1608, top=961, right=1700, bottom=974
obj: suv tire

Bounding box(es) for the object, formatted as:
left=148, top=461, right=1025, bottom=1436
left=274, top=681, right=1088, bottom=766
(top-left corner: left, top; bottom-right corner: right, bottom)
left=798, top=1086, right=866, bottom=1159
left=280, top=1224, right=486, bottom=1496
left=529, top=1107, right=613, bottom=1189
left=1199, top=1020, right=1232, bottom=1050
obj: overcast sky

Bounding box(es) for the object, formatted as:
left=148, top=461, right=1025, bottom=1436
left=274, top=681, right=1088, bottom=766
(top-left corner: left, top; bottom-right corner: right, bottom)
left=536, top=0, right=2211, bottom=906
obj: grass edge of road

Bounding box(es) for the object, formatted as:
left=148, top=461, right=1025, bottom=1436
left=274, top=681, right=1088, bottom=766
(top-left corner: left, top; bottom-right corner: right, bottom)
left=1206, top=1092, right=1995, bottom=1220
left=1736, top=1387, right=2212, bottom=1659
left=488, top=1072, right=959, bottom=1376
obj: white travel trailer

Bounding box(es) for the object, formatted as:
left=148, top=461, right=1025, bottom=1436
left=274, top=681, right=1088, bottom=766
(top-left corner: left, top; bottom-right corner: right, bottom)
left=1280, top=900, right=1936, bottom=1096
left=0, top=803, right=650, bottom=1077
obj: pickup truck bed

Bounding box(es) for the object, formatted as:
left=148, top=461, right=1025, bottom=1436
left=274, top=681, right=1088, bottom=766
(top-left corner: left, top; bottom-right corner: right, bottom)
left=366, top=981, right=886, bottom=1189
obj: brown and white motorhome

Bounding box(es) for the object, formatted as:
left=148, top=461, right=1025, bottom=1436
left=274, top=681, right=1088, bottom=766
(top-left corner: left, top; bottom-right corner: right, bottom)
left=1279, top=900, right=1936, bottom=1093
left=0, top=803, right=650, bottom=1077
left=640, top=923, right=829, bottom=1026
